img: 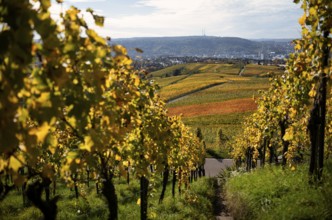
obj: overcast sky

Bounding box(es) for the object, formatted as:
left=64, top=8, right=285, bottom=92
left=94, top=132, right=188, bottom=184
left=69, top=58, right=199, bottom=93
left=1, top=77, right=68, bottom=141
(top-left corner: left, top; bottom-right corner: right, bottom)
left=51, top=0, right=303, bottom=39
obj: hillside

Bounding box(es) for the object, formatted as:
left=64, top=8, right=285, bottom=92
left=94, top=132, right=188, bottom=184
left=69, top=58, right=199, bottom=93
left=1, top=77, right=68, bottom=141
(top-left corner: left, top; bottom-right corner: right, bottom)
left=150, top=63, right=284, bottom=157
left=112, top=36, right=293, bottom=58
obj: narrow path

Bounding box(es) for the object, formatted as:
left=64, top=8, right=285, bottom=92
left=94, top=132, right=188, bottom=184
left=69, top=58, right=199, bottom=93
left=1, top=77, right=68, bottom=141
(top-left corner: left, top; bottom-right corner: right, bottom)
left=238, top=66, right=245, bottom=76
left=204, top=158, right=234, bottom=220
left=214, top=179, right=233, bottom=220
left=204, top=158, right=234, bottom=177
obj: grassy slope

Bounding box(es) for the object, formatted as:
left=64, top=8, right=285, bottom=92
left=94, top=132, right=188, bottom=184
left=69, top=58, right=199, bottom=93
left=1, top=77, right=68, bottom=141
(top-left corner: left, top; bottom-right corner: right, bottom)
left=150, top=63, right=281, bottom=157
left=224, top=160, right=332, bottom=220
left=0, top=177, right=215, bottom=220
left=242, top=63, right=283, bottom=76
left=167, top=77, right=269, bottom=108
left=158, top=72, right=227, bottom=101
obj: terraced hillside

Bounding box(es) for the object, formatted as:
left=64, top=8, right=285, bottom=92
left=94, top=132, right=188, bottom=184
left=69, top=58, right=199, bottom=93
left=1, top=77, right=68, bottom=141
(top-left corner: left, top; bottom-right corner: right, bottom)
left=150, top=63, right=284, bottom=157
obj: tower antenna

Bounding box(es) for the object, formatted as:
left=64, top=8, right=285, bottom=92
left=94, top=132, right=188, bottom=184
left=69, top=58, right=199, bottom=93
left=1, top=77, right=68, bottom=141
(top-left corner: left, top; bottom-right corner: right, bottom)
left=203, top=28, right=206, bottom=37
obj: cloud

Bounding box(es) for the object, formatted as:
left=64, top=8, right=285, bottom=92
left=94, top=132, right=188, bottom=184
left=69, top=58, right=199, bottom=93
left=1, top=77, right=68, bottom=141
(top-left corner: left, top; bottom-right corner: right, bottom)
left=49, top=0, right=303, bottom=39
left=103, top=0, right=302, bottom=38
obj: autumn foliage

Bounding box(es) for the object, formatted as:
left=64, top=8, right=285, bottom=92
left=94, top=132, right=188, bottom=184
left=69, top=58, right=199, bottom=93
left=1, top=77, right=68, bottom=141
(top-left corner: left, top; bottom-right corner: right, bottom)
left=0, top=1, right=205, bottom=219
left=231, top=0, right=332, bottom=181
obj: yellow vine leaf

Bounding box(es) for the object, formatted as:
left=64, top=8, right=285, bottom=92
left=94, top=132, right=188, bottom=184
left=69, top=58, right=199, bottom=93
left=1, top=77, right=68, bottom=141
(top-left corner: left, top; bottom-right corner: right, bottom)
left=115, top=154, right=122, bottom=161
left=136, top=119, right=142, bottom=126
left=86, top=29, right=106, bottom=45
left=323, top=67, right=329, bottom=74
left=290, top=165, right=296, bottom=171
left=17, top=107, right=29, bottom=123
left=94, top=57, right=101, bottom=64
left=37, top=92, right=52, bottom=107
left=309, top=88, right=316, bottom=97
left=38, top=11, right=51, bottom=21
left=96, top=47, right=106, bottom=58
left=283, top=130, right=293, bottom=141
left=67, top=116, right=77, bottom=128
left=64, top=43, right=75, bottom=53
left=80, top=136, right=94, bottom=151
left=116, top=55, right=132, bottom=65
left=137, top=198, right=141, bottom=205
left=0, top=159, right=5, bottom=170
left=66, top=151, right=78, bottom=165
left=113, top=45, right=127, bottom=55
left=309, top=7, right=316, bottom=16
left=298, top=13, right=306, bottom=26
left=9, top=156, right=23, bottom=172
left=29, top=122, right=51, bottom=142
left=289, top=108, right=297, bottom=118
left=67, top=7, right=79, bottom=21
left=48, top=135, right=58, bottom=154
left=134, top=76, right=140, bottom=87
left=123, top=160, right=129, bottom=167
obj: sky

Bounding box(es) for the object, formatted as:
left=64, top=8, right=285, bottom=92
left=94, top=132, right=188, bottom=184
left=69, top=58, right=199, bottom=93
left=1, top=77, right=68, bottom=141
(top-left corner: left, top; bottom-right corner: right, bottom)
left=50, top=0, right=304, bottom=39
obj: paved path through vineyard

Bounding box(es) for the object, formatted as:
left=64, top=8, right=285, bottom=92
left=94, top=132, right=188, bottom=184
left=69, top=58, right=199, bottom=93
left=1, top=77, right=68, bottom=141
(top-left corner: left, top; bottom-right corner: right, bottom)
left=204, top=158, right=234, bottom=220
left=204, top=158, right=234, bottom=177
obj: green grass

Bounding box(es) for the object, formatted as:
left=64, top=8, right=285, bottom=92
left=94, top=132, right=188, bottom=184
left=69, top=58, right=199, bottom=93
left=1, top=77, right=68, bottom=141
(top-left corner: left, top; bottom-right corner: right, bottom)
left=0, top=177, right=215, bottom=220
left=152, top=177, right=215, bottom=220
left=224, top=161, right=332, bottom=220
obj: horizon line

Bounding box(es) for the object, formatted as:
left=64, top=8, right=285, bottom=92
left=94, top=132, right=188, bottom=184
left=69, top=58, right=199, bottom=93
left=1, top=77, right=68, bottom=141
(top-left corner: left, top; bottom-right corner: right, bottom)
left=111, top=35, right=296, bottom=40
